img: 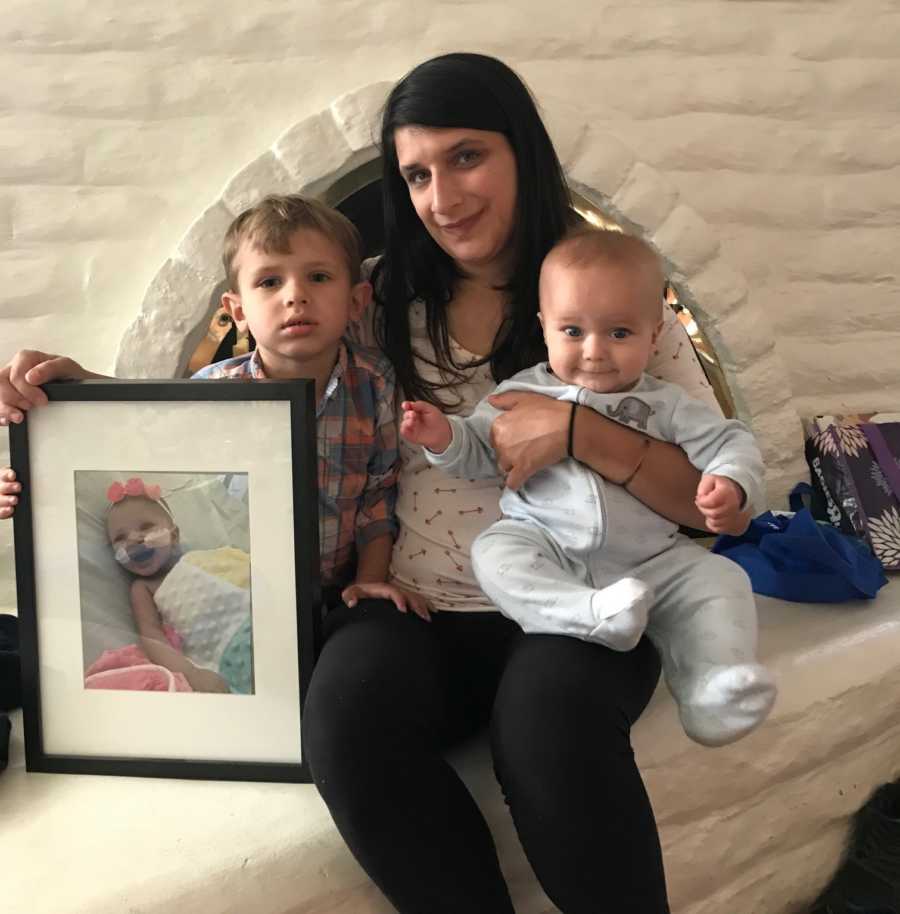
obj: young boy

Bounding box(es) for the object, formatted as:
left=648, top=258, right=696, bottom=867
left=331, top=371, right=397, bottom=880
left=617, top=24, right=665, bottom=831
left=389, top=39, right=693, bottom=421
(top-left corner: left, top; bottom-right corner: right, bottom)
left=401, top=228, right=776, bottom=746
left=1, top=194, right=428, bottom=621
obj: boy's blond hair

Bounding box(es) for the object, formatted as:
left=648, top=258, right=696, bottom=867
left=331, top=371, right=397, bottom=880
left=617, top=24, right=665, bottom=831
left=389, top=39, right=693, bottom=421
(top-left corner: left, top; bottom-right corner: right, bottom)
left=223, top=194, right=363, bottom=290
left=540, top=227, right=665, bottom=318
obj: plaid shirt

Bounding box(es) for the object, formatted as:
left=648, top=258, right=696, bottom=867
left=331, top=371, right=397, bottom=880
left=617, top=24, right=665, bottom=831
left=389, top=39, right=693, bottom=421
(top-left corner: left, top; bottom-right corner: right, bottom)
left=193, top=343, right=399, bottom=588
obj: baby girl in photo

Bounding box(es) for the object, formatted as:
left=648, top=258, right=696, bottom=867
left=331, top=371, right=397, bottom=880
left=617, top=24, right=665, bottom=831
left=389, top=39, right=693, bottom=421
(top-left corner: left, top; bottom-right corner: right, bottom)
left=93, top=477, right=253, bottom=695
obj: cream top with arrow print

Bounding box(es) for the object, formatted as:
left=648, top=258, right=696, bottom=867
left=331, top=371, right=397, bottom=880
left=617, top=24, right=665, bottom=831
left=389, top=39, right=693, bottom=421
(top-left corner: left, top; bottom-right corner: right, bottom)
left=388, top=301, right=505, bottom=612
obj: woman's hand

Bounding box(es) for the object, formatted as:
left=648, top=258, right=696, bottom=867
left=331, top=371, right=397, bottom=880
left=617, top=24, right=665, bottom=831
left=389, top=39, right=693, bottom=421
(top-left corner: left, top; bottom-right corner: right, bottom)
left=488, top=390, right=569, bottom=490
left=400, top=400, right=452, bottom=454
left=0, top=468, right=20, bottom=519
left=341, top=581, right=432, bottom=622
left=0, top=349, right=96, bottom=425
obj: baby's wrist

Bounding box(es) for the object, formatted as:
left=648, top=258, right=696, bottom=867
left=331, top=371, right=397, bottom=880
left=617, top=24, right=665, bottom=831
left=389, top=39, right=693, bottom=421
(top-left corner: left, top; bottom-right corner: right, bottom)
left=425, top=426, right=452, bottom=454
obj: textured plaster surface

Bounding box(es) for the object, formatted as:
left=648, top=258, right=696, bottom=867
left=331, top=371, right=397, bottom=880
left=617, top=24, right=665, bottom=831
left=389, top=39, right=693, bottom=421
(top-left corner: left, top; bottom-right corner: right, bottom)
left=2, top=2, right=898, bottom=409
left=4, top=0, right=900, bottom=611
left=5, top=581, right=899, bottom=914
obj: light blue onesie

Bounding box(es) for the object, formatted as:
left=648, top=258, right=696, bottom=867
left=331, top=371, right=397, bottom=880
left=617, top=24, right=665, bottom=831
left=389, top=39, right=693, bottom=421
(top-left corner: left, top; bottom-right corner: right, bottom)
left=427, top=363, right=777, bottom=747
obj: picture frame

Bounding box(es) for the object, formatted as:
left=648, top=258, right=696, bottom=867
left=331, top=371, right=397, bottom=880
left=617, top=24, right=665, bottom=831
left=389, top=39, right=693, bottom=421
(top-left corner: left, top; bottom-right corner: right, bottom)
left=10, top=379, right=320, bottom=782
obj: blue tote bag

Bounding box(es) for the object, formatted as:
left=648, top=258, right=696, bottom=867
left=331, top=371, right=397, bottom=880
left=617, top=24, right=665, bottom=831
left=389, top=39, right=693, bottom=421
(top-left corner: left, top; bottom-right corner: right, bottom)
left=712, top=501, right=888, bottom=604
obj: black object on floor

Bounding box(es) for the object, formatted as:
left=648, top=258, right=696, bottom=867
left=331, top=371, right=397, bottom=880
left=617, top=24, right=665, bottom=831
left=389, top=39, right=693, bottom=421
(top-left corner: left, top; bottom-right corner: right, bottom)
left=0, top=614, right=20, bottom=712
left=0, top=712, right=9, bottom=771
left=810, top=781, right=900, bottom=913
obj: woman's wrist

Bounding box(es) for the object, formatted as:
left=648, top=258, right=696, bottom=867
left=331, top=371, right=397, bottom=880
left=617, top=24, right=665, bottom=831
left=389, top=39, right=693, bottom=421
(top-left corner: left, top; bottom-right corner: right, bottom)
left=619, top=436, right=652, bottom=488
left=571, top=408, right=650, bottom=480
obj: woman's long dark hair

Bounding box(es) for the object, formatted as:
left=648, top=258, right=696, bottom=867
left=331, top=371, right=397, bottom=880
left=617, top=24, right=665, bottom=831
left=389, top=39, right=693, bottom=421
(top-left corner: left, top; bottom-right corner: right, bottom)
left=373, top=52, right=575, bottom=407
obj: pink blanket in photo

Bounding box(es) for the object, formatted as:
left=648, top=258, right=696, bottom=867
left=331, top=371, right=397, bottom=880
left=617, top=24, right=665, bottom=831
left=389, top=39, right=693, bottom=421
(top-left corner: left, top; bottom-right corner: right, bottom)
left=84, top=626, right=193, bottom=692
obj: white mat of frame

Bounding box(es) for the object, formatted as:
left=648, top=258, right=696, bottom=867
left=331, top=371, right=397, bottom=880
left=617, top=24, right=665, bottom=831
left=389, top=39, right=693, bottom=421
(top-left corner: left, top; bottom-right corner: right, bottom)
left=3, top=577, right=899, bottom=914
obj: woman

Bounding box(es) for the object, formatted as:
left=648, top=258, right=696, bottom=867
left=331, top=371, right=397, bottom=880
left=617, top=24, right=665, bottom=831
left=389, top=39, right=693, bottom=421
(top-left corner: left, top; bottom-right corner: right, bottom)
left=303, top=54, right=708, bottom=914
left=0, top=54, right=711, bottom=913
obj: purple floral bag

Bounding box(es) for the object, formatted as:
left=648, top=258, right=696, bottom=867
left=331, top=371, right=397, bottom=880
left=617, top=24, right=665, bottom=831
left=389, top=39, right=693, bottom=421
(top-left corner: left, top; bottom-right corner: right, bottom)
left=804, top=415, right=900, bottom=571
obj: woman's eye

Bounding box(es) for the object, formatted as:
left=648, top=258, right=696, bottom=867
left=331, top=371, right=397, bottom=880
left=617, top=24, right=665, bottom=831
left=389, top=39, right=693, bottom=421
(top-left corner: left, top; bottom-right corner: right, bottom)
left=456, top=149, right=481, bottom=167
left=563, top=326, right=583, bottom=338
left=407, top=170, right=429, bottom=187
left=610, top=328, right=631, bottom=340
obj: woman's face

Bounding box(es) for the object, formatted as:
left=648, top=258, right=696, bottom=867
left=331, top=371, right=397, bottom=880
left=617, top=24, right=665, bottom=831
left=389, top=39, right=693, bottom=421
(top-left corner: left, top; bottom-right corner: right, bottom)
left=394, top=126, right=518, bottom=277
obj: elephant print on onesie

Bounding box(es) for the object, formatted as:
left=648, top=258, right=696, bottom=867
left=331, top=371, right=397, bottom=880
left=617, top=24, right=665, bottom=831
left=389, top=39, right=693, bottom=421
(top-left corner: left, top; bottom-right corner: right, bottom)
left=605, top=396, right=656, bottom=431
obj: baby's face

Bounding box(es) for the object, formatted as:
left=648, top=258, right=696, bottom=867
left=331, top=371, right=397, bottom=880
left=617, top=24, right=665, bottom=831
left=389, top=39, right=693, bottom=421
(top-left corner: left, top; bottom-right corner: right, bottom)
left=106, top=497, right=178, bottom=577
left=539, top=261, right=663, bottom=394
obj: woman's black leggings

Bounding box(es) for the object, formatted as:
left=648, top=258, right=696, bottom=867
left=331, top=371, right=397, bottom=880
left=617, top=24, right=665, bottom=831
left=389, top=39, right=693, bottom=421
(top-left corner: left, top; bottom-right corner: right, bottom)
left=302, top=599, right=669, bottom=914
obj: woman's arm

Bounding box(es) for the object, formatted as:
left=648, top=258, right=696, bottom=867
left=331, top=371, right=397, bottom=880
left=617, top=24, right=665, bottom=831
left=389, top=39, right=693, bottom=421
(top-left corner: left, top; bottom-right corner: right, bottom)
left=488, top=391, right=707, bottom=529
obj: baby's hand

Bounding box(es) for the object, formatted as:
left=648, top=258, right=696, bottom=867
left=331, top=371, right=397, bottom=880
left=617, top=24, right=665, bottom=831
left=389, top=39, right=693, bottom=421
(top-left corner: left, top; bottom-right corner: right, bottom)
left=341, top=580, right=432, bottom=622
left=0, top=468, right=21, bottom=520
left=400, top=400, right=452, bottom=454
left=695, top=474, right=750, bottom=535
left=185, top=666, right=231, bottom=693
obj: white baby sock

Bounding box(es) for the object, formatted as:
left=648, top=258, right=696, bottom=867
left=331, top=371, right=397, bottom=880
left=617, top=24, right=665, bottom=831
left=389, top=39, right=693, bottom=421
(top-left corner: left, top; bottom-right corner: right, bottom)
left=679, top=663, right=777, bottom=747
left=587, top=577, right=653, bottom=651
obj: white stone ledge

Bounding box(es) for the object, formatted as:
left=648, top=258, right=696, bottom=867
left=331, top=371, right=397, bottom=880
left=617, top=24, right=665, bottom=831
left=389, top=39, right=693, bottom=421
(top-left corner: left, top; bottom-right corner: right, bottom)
left=792, top=390, right=900, bottom=421
left=6, top=580, right=899, bottom=914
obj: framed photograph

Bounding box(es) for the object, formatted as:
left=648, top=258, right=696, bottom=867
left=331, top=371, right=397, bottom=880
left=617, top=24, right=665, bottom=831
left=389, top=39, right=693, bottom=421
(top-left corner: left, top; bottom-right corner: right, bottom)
left=10, top=380, right=319, bottom=782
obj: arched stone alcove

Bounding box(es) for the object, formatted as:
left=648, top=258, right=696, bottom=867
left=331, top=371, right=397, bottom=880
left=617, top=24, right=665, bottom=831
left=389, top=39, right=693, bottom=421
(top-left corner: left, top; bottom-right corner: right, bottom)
left=115, top=81, right=805, bottom=503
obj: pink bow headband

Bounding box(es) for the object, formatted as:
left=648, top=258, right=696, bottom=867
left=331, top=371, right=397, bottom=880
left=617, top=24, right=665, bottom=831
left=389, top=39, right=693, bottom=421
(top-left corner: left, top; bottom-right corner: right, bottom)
left=105, top=477, right=174, bottom=520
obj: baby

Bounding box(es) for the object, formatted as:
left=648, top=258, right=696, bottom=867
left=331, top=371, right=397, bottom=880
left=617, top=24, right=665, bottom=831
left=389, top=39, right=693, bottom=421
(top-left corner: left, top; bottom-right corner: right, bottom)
left=104, top=477, right=251, bottom=694
left=401, top=228, right=777, bottom=747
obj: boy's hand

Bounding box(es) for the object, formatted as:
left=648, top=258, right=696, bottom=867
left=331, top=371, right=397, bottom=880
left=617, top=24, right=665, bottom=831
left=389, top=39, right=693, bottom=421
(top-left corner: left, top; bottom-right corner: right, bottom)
left=695, top=474, right=750, bottom=535
left=400, top=400, right=452, bottom=454
left=341, top=581, right=432, bottom=622
left=0, top=469, right=20, bottom=520
left=0, top=349, right=93, bottom=426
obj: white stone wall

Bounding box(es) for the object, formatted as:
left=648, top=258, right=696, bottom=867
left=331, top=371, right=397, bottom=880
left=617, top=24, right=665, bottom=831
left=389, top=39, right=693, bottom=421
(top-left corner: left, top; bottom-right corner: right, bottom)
left=2, top=0, right=899, bottom=605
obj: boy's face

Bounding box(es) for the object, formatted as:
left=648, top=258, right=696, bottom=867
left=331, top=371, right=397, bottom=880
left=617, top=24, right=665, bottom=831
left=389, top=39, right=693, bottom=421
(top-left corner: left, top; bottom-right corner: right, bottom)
left=107, top=497, right=179, bottom=577
left=539, top=260, right=663, bottom=394
left=223, top=228, right=370, bottom=379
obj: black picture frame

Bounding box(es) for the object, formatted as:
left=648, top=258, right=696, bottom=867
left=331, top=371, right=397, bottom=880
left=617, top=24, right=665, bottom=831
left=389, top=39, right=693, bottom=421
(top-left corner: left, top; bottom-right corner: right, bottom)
left=10, top=379, right=320, bottom=782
